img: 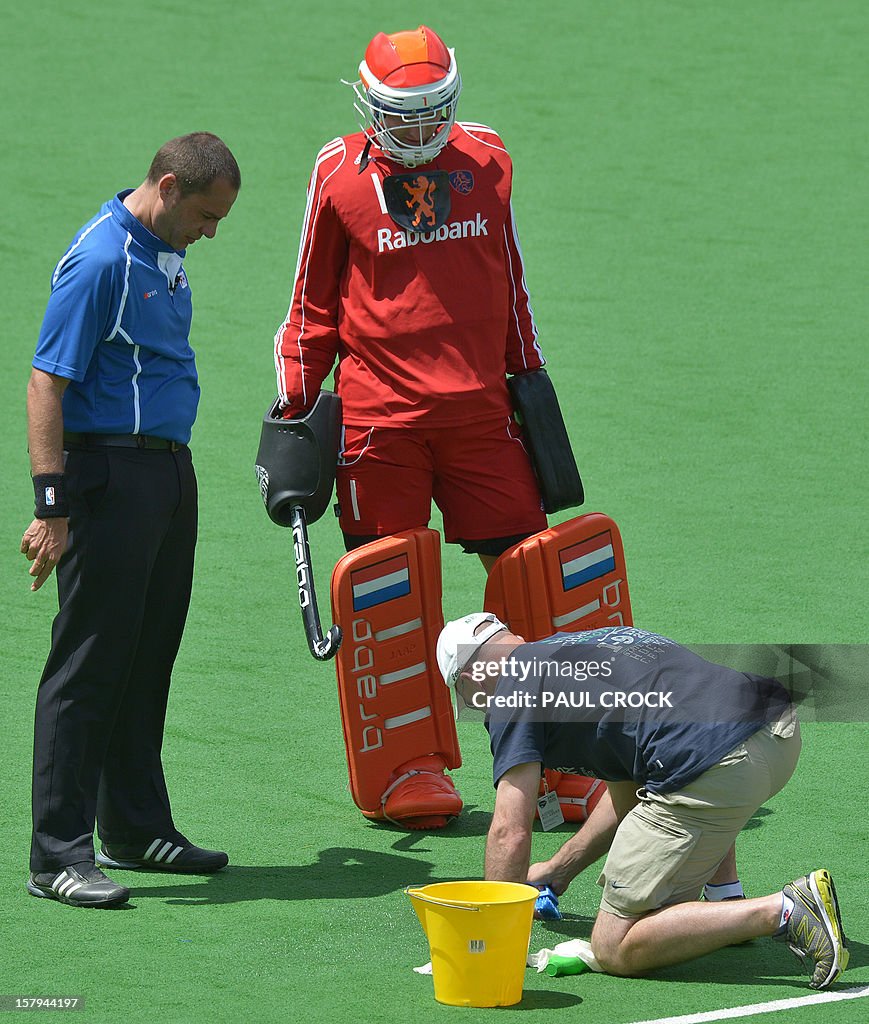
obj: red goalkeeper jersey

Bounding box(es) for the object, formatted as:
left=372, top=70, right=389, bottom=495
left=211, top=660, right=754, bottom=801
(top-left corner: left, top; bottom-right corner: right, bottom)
left=274, top=123, right=544, bottom=426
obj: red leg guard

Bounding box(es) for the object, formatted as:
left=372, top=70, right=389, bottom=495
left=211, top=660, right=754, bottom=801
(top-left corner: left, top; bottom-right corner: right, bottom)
left=331, top=529, right=463, bottom=828
left=485, top=514, right=636, bottom=826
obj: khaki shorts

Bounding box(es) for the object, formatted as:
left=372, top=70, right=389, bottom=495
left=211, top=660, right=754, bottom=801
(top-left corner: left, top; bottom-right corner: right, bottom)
left=598, top=708, right=801, bottom=918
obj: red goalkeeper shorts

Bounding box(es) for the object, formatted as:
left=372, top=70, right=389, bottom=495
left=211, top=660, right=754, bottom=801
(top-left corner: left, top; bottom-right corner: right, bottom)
left=336, top=415, right=546, bottom=546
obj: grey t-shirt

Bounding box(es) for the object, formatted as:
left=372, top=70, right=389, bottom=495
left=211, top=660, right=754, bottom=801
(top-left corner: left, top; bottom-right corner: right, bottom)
left=485, top=627, right=792, bottom=793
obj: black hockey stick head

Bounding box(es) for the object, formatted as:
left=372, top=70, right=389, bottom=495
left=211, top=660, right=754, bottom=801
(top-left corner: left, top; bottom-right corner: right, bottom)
left=291, top=506, right=343, bottom=661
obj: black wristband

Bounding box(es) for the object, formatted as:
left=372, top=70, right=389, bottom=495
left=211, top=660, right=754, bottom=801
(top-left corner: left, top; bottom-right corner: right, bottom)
left=33, top=474, right=70, bottom=519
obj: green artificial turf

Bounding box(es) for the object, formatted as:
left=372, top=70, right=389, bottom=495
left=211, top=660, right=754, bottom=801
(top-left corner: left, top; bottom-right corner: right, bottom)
left=1, top=1, right=866, bottom=1021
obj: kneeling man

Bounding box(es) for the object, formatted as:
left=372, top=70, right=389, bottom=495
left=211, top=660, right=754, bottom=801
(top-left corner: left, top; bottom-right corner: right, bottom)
left=436, top=614, right=848, bottom=989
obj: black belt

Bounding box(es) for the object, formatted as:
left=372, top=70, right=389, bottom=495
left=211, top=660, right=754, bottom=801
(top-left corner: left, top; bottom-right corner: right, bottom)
left=63, top=432, right=185, bottom=452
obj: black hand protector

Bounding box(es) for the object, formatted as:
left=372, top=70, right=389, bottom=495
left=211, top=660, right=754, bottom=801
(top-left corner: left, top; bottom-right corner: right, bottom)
left=255, top=391, right=342, bottom=527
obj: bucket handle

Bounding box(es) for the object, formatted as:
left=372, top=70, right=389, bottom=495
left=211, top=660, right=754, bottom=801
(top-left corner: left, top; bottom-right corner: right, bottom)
left=404, top=885, right=481, bottom=912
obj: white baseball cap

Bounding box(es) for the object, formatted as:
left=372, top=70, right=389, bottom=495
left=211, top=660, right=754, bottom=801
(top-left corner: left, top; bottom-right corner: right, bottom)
left=436, top=612, right=510, bottom=688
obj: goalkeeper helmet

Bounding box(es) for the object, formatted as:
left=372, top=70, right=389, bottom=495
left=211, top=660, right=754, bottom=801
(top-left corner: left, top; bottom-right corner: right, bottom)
left=351, top=25, right=462, bottom=167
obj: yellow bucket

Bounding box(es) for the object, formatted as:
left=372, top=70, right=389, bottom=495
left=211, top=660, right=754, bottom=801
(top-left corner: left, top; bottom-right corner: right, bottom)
left=406, top=881, right=538, bottom=1007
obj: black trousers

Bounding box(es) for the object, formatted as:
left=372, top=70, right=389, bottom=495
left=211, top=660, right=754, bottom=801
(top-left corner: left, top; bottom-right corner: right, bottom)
left=30, top=445, right=198, bottom=872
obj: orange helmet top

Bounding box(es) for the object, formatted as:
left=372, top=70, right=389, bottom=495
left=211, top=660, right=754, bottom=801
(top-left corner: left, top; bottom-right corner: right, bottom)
left=363, top=26, right=452, bottom=90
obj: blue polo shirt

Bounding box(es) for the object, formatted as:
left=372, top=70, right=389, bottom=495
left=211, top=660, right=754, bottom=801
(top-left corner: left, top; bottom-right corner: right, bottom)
left=33, top=190, right=199, bottom=444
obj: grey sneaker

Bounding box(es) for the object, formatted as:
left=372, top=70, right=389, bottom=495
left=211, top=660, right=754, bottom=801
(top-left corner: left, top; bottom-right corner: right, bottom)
left=774, top=870, right=849, bottom=989
left=97, top=836, right=228, bottom=874
left=27, top=863, right=130, bottom=908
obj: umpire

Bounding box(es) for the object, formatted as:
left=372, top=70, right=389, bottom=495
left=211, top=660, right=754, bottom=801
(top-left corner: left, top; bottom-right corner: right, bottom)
left=20, top=133, right=240, bottom=908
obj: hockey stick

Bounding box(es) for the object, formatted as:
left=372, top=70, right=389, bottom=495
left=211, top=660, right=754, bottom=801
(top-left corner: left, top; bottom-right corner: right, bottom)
left=291, top=506, right=342, bottom=660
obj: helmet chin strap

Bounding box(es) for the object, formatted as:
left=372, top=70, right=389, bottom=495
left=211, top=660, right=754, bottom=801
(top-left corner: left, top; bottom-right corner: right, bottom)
left=357, top=137, right=373, bottom=174
left=362, top=124, right=435, bottom=169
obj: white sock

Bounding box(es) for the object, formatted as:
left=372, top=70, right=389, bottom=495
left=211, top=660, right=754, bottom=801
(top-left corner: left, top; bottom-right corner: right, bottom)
left=779, top=893, right=795, bottom=929
left=704, top=880, right=745, bottom=901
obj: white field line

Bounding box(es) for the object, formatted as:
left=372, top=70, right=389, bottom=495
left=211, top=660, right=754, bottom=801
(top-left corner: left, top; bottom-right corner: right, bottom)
left=627, top=984, right=869, bottom=1024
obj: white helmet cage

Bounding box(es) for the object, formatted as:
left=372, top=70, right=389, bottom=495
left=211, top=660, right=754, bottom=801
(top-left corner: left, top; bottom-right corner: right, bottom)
left=350, top=50, right=462, bottom=167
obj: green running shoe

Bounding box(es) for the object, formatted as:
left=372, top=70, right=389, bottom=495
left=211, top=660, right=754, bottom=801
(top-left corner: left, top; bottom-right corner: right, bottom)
left=774, top=869, right=849, bottom=989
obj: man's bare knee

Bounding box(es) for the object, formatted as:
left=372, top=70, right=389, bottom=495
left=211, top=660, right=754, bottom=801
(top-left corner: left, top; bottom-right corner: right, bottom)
left=591, top=910, right=646, bottom=977
left=592, top=940, right=649, bottom=977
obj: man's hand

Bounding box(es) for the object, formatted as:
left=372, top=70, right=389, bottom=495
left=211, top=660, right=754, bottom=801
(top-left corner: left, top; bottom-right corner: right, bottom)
left=527, top=858, right=572, bottom=896
left=21, top=517, right=68, bottom=591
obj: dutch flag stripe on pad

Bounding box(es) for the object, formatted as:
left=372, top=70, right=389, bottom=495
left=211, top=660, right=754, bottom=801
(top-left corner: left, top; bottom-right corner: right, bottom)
left=352, top=555, right=411, bottom=611
left=560, top=532, right=616, bottom=590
